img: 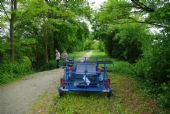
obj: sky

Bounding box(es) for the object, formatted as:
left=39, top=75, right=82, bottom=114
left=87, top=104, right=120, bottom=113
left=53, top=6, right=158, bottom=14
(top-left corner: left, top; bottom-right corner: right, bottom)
left=88, top=0, right=107, bottom=10
left=85, top=0, right=107, bottom=31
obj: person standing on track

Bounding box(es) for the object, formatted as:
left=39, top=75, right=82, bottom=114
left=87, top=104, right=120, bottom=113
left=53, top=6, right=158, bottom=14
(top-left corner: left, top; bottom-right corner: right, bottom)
left=61, top=50, right=68, bottom=67
left=61, top=50, right=68, bottom=61
left=56, top=49, right=60, bottom=68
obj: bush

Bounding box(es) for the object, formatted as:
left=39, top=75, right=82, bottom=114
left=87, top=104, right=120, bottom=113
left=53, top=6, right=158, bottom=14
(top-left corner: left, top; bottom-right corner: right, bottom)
left=0, top=56, right=32, bottom=84
left=83, top=39, right=93, bottom=50
left=39, top=60, right=56, bottom=71
left=98, top=41, right=105, bottom=51
left=133, top=59, right=149, bottom=79
left=91, top=41, right=99, bottom=50
left=113, top=60, right=134, bottom=75
left=0, top=72, right=15, bottom=84
left=157, top=82, right=170, bottom=108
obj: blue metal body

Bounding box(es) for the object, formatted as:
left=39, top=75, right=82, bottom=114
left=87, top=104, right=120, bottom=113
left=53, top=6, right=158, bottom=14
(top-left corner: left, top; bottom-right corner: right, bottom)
left=58, top=57, right=112, bottom=94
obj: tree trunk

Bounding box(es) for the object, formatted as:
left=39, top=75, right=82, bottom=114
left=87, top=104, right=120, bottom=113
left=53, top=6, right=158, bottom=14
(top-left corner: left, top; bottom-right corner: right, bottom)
left=0, top=52, right=4, bottom=63
left=44, top=26, right=49, bottom=64
left=10, top=14, right=14, bottom=63
left=10, top=0, right=17, bottom=63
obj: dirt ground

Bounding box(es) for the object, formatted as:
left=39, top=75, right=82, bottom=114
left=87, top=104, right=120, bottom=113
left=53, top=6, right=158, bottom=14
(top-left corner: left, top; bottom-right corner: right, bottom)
left=0, top=69, right=63, bottom=114
left=0, top=51, right=93, bottom=114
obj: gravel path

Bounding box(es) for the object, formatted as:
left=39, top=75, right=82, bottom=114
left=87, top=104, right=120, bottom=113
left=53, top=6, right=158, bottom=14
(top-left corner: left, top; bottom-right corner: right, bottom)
left=0, top=51, right=93, bottom=114
left=79, top=51, right=93, bottom=61
left=0, top=69, right=64, bottom=114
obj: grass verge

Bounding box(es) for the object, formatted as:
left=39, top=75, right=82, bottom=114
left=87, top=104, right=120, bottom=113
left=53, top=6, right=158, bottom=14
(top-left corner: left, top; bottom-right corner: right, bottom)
left=30, top=86, right=56, bottom=114
left=51, top=73, right=165, bottom=114
left=69, top=50, right=92, bottom=60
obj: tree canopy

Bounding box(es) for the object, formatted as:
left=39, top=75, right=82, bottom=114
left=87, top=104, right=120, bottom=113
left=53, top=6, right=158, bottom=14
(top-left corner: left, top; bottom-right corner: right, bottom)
left=0, top=0, right=92, bottom=65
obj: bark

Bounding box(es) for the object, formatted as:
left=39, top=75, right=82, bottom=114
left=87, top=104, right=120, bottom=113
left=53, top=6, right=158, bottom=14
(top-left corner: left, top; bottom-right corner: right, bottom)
left=0, top=52, right=4, bottom=63
left=10, top=0, right=17, bottom=63
left=44, top=26, right=49, bottom=64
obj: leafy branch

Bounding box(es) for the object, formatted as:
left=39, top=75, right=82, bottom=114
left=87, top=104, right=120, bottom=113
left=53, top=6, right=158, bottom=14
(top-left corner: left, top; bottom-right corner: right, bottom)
left=131, top=0, right=155, bottom=12
left=0, top=0, right=10, bottom=20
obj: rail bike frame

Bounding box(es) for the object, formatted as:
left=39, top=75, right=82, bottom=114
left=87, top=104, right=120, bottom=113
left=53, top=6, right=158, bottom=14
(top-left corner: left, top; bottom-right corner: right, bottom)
left=58, top=57, right=113, bottom=97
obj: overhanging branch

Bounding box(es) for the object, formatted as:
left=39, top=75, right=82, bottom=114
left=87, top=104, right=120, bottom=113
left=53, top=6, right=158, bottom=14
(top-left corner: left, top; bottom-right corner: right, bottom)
left=128, top=17, right=169, bottom=28
left=131, top=0, right=155, bottom=12
left=0, top=1, right=10, bottom=20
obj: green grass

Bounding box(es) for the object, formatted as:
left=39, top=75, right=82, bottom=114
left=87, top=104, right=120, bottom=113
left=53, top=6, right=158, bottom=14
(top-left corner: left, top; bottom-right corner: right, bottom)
left=52, top=73, right=165, bottom=114
left=69, top=50, right=91, bottom=60
left=89, top=50, right=133, bottom=75
left=31, top=87, right=56, bottom=114
left=50, top=50, right=166, bottom=114
left=90, top=50, right=107, bottom=57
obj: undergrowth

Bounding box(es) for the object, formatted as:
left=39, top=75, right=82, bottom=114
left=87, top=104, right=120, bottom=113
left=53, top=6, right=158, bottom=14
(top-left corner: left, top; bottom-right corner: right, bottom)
left=0, top=56, right=32, bottom=84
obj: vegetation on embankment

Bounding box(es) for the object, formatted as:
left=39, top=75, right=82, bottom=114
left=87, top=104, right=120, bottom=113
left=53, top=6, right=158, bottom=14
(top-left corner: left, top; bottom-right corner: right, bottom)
left=93, top=51, right=170, bottom=111
left=93, top=0, right=170, bottom=109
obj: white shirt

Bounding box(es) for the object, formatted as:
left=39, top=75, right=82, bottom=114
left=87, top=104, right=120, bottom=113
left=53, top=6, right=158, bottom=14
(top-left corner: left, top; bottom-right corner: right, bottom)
left=56, top=52, right=60, bottom=60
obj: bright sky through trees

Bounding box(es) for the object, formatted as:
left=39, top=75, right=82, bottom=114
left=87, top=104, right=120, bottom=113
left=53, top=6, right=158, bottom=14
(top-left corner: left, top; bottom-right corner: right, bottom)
left=88, top=0, right=107, bottom=10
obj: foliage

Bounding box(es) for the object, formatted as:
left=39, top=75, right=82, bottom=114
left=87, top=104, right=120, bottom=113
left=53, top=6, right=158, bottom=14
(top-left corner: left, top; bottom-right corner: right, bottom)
left=0, top=0, right=92, bottom=83
left=1, top=0, right=91, bottom=64
left=39, top=60, right=56, bottom=71
left=113, top=60, right=134, bottom=75
left=93, top=0, right=148, bottom=63
left=0, top=56, right=32, bottom=84
left=93, top=0, right=170, bottom=108
left=0, top=0, right=170, bottom=110
left=133, top=33, right=170, bottom=108
left=91, top=40, right=100, bottom=50
left=83, top=38, right=94, bottom=50
left=156, top=82, right=170, bottom=108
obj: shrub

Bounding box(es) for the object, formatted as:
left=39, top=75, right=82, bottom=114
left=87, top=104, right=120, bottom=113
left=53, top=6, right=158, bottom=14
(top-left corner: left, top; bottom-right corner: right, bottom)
left=39, top=60, right=56, bottom=71
left=0, top=72, right=15, bottom=84
left=113, top=60, right=134, bottom=75
left=91, top=40, right=99, bottom=50
left=133, top=59, right=150, bottom=79
left=157, top=82, right=170, bottom=108
left=0, top=56, right=32, bottom=84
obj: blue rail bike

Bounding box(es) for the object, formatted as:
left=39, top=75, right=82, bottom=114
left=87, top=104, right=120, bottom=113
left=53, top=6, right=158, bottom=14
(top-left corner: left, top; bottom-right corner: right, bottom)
left=58, top=57, right=113, bottom=97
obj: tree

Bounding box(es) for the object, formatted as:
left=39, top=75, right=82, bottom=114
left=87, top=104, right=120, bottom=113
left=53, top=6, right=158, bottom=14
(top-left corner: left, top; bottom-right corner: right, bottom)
left=0, top=0, right=17, bottom=63
left=94, top=0, right=170, bottom=107
left=130, top=0, right=170, bottom=28
left=10, top=0, right=17, bottom=63
left=14, top=0, right=91, bottom=65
